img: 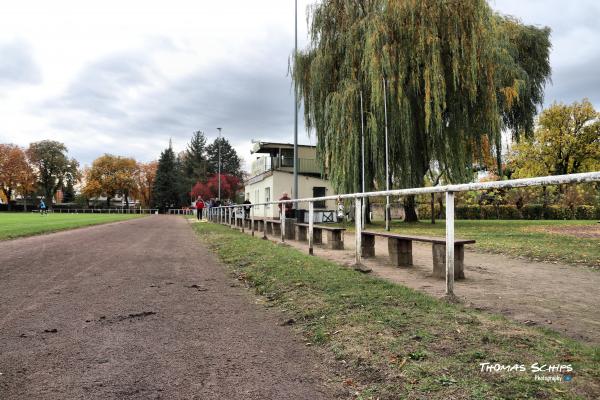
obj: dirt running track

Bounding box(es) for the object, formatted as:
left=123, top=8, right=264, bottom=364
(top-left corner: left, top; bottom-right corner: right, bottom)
left=0, top=216, right=336, bottom=400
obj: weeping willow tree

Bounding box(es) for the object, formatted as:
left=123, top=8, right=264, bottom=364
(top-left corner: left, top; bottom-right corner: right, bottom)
left=293, top=0, right=551, bottom=221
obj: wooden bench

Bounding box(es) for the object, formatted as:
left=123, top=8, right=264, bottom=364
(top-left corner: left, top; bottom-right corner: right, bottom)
left=296, top=223, right=346, bottom=250
left=361, top=231, right=475, bottom=279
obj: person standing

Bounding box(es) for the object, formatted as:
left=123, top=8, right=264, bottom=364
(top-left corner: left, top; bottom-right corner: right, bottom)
left=278, top=192, right=293, bottom=218
left=195, top=197, right=205, bottom=220
left=243, top=197, right=252, bottom=220
left=39, top=198, right=47, bottom=216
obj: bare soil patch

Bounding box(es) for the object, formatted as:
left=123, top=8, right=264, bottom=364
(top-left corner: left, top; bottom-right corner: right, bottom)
left=527, top=224, right=600, bottom=239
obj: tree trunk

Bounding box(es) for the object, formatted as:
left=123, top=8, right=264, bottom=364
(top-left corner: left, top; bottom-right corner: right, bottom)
left=125, top=191, right=129, bottom=208
left=430, top=193, right=435, bottom=224
left=6, top=188, right=12, bottom=211
left=403, top=195, right=419, bottom=222
left=106, top=196, right=111, bottom=209
left=23, top=194, right=27, bottom=212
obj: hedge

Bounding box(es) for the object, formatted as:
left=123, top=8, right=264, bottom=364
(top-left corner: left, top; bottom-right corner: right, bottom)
left=416, top=204, right=600, bottom=220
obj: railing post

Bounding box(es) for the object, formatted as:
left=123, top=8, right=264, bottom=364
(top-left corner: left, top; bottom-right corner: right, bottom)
left=280, top=205, right=285, bottom=242
left=445, top=191, right=455, bottom=297
left=354, top=198, right=371, bottom=272
left=251, top=205, right=255, bottom=236
left=308, top=201, right=314, bottom=255
left=355, top=197, right=362, bottom=265
left=241, top=207, right=245, bottom=233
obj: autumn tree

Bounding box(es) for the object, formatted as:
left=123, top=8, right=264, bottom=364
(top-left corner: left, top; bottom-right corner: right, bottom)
left=206, top=137, right=242, bottom=178
left=134, top=161, right=158, bottom=208
left=293, top=0, right=551, bottom=221
left=83, top=154, right=137, bottom=208
left=191, top=173, right=241, bottom=201
left=509, top=99, right=600, bottom=177
left=27, top=140, right=76, bottom=209
left=0, top=144, right=36, bottom=210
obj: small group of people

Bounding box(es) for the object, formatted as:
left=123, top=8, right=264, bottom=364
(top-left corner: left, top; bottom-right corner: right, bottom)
left=194, top=197, right=228, bottom=220
left=194, top=191, right=299, bottom=221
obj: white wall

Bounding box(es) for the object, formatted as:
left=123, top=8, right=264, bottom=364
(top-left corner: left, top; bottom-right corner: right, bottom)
left=244, top=171, right=336, bottom=219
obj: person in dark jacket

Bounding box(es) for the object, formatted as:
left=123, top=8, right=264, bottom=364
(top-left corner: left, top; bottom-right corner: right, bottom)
left=243, top=197, right=252, bottom=219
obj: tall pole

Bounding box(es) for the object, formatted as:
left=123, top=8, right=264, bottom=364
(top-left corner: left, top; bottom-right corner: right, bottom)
left=217, top=127, right=222, bottom=201
left=360, top=90, right=366, bottom=228
left=383, top=78, right=390, bottom=231
left=360, top=91, right=365, bottom=194
left=293, top=0, right=299, bottom=211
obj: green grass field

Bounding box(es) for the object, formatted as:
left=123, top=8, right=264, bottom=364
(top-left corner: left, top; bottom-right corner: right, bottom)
left=334, top=219, right=600, bottom=268
left=0, top=212, right=146, bottom=240
left=193, top=222, right=599, bottom=399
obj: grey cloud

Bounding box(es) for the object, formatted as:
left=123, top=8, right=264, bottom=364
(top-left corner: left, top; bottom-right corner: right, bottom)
left=44, top=52, right=157, bottom=119
left=544, top=54, right=600, bottom=107
left=0, top=39, right=41, bottom=86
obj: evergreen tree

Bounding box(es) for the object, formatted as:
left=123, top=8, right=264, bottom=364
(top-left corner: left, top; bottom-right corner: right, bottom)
left=206, top=137, right=242, bottom=178
left=183, top=131, right=207, bottom=182
left=152, top=142, right=182, bottom=211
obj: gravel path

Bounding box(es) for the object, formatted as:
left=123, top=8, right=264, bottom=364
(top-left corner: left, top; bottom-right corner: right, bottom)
left=0, top=216, right=335, bottom=400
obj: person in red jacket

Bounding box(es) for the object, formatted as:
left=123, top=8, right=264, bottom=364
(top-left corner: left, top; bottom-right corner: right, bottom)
left=195, top=197, right=205, bottom=220
left=278, top=192, right=293, bottom=218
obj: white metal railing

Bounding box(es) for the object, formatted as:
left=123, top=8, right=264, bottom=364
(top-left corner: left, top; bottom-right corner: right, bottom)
left=47, top=208, right=158, bottom=214
left=168, top=209, right=195, bottom=215
left=206, top=171, right=600, bottom=296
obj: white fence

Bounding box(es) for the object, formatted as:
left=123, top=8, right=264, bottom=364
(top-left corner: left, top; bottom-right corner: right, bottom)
left=48, top=208, right=158, bottom=214
left=207, top=171, right=600, bottom=296
left=168, top=209, right=195, bottom=215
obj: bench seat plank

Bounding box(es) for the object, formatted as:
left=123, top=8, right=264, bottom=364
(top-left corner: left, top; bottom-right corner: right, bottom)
left=362, top=230, right=474, bottom=245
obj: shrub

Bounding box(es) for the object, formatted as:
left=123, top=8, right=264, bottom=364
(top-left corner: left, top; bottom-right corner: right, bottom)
left=520, top=204, right=544, bottom=220
left=456, top=206, right=481, bottom=219
left=575, top=205, right=596, bottom=220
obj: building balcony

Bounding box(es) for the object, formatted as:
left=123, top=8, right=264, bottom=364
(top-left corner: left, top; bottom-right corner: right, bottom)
left=250, top=156, right=322, bottom=178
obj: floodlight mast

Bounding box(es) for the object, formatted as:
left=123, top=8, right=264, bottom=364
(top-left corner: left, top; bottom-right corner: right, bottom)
left=217, top=127, right=222, bottom=200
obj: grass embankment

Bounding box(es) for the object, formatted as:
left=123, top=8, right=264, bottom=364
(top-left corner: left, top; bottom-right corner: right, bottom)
left=0, top=212, right=146, bottom=240
left=334, top=220, right=600, bottom=268
left=193, top=222, right=599, bottom=399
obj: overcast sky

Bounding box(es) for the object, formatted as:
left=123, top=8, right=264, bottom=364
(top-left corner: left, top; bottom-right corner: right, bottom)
left=1, top=0, right=599, bottom=171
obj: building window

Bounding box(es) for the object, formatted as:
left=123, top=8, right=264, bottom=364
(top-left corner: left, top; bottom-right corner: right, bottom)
left=313, top=186, right=326, bottom=208
left=265, top=187, right=271, bottom=208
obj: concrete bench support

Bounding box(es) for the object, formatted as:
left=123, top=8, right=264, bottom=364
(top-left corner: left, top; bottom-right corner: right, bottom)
left=388, top=237, right=412, bottom=267
left=313, top=228, right=323, bottom=245
left=326, top=230, right=344, bottom=250
left=296, top=224, right=308, bottom=242
left=432, top=243, right=465, bottom=280
left=361, top=233, right=375, bottom=257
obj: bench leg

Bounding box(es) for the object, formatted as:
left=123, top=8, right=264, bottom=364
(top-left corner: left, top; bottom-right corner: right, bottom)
left=432, top=244, right=465, bottom=279
left=272, top=224, right=281, bottom=237
left=284, top=219, right=295, bottom=240
left=326, top=230, right=344, bottom=250
left=388, top=238, right=412, bottom=267
left=296, top=226, right=307, bottom=242
left=361, top=234, right=375, bottom=257
left=313, top=229, right=322, bottom=245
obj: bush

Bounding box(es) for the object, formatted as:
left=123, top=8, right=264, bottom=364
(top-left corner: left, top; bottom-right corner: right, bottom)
left=456, top=205, right=481, bottom=219
left=575, top=205, right=596, bottom=220
left=520, top=204, right=544, bottom=220
left=498, top=205, right=521, bottom=219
